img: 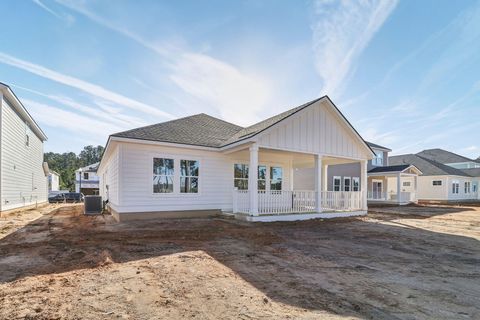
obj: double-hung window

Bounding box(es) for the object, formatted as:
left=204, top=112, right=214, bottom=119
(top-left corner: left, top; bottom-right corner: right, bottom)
left=452, top=181, right=459, bottom=194
left=352, top=177, right=360, bottom=191
left=333, top=176, right=341, bottom=191
left=234, top=164, right=249, bottom=190
left=343, top=177, right=351, bottom=191
left=270, top=167, right=283, bottom=191
left=258, top=165, right=267, bottom=191
left=180, top=160, right=199, bottom=193
left=153, top=158, right=174, bottom=193
left=464, top=181, right=471, bottom=194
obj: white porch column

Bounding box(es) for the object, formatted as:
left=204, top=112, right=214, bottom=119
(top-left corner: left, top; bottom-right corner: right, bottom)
left=322, top=164, right=329, bottom=191
left=315, top=155, right=323, bottom=213
left=397, top=173, right=402, bottom=204
left=361, top=160, right=368, bottom=210
left=249, top=144, right=259, bottom=216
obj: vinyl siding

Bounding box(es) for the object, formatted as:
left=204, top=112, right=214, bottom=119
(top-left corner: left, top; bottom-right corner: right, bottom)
left=98, top=144, right=120, bottom=210
left=113, top=142, right=292, bottom=214
left=1, top=97, right=47, bottom=211
left=256, top=100, right=370, bottom=160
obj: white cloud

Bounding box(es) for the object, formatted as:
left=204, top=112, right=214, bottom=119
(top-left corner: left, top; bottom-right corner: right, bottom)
left=0, top=52, right=175, bottom=120
left=32, top=0, right=75, bottom=24
left=311, top=0, right=397, bottom=97
left=56, top=0, right=272, bottom=126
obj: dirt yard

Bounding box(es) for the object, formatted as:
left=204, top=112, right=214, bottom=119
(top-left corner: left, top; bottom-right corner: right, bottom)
left=0, top=204, right=479, bottom=320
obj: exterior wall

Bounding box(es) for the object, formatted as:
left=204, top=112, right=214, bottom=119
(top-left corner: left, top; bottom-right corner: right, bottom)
left=416, top=176, right=448, bottom=200
left=367, top=150, right=389, bottom=170
left=48, top=173, right=60, bottom=192
left=99, top=144, right=120, bottom=211
left=1, top=97, right=47, bottom=211
left=446, top=176, right=477, bottom=201
left=256, top=100, right=371, bottom=161
left=75, top=170, right=100, bottom=194
left=108, top=142, right=293, bottom=214
left=326, top=162, right=361, bottom=191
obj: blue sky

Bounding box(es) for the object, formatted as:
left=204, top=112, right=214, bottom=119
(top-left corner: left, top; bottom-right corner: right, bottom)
left=0, top=0, right=479, bottom=158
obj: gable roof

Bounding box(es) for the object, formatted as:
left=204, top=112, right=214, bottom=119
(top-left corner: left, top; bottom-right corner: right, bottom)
left=368, top=164, right=414, bottom=174
left=77, top=162, right=100, bottom=173
left=416, top=148, right=479, bottom=164
left=366, top=141, right=391, bottom=152
left=460, top=168, right=480, bottom=178
left=110, top=96, right=373, bottom=156
left=389, top=154, right=471, bottom=177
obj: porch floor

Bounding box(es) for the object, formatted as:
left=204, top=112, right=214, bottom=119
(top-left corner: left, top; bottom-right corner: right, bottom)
left=229, top=210, right=367, bottom=222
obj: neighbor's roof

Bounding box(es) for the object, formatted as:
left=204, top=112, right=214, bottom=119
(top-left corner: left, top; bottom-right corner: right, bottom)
left=416, top=148, right=480, bottom=164
left=77, top=162, right=100, bottom=172
left=460, top=168, right=480, bottom=177
left=366, top=141, right=391, bottom=152
left=368, top=164, right=412, bottom=174
left=389, top=154, right=471, bottom=177
left=111, top=96, right=373, bottom=153
left=0, top=82, right=47, bottom=141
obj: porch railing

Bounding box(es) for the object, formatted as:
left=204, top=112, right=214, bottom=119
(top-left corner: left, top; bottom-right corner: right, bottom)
left=233, top=189, right=364, bottom=215
left=367, top=191, right=416, bottom=203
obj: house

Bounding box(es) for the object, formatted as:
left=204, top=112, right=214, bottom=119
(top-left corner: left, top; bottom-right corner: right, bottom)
left=75, top=162, right=100, bottom=195
left=48, top=170, right=60, bottom=193
left=0, top=83, right=48, bottom=212
left=98, top=96, right=376, bottom=222
left=389, top=149, right=480, bottom=202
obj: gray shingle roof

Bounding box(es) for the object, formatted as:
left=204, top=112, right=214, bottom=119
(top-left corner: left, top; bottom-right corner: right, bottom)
left=368, top=164, right=411, bottom=173
left=389, top=154, right=471, bottom=177
left=460, top=168, right=480, bottom=177
left=366, top=141, right=391, bottom=151
left=416, top=148, right=478, bottom=164
left=112, top=113, right=243, bottom=148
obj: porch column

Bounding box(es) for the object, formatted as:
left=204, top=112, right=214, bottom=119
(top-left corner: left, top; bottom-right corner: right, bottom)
left=322, top=164, right=329, bottom=191
left=361, top=160, right=368, bottom=210
left=414, top=175, right=418, bottom=201
left=315, top=155, right=323, bottom=213
left=397, top=173, right=402, bottom=204
left=249, top=144, right=259, bottom=216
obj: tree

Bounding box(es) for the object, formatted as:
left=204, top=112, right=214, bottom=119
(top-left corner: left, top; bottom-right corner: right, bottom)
left=44, top=145, right=104, bottom=191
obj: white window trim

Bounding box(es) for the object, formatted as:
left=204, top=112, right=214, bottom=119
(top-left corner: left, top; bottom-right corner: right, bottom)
left=452, top=181, right=459, bottom=194
left=352, top=177, right=360, bottom=191
left=151, top=154, right=202, bottom=197
left=233, top=161, right=284, bottom=192
left=333, top=176, right=342, bottom=192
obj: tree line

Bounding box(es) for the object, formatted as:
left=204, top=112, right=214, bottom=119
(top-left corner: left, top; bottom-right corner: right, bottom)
left=44, top=145, right=104, bottom=191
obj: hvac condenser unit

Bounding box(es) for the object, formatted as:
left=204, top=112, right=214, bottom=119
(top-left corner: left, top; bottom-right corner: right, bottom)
left=84, top=195, right=102, bottom=215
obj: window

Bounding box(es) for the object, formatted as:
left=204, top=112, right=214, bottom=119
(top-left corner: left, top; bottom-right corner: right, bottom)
left=474, top=184, right=478, bottom=193
left=270, top=167, right=283, bottom=190
left=153, top=158, right=174, bottom=193
left=452, top=181, right=459, bottom=194
left=83, top=172, right=89, bottom=180
left=403, top=181, right=411, bottom=187
left=352, top=177, right=360, bottom=191
left=180, top=160, right=199, bottom=193
left=372, top=151, right=384, bottom=166
left=234, top=164, right=249, bottom=190
left=343, top=177, right=351, bottom=191
left=432, top=180, right=442, bottom=186
left=258, top=165, right=266, bottom=191
left=464, top=181, right=471, bottom=194
left=333, top=176, right=341, bottom=191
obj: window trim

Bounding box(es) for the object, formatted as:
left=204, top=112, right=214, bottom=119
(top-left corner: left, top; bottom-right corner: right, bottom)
left=452, top=181, right=459, bottom=194
left=352, top=177, right=360, bottom=191
left=464, top=181, right=471, bottom=194
left=343, top=176, right=351, bottom=192
left=180, top=159, right=200, bottom=194
left=372, top=150, right=384, bottom=166
left=233, top=162, right=283, bottom=191
left=151, top=155, right=202, bottom=196
left=432, top=180, right=442, bottom=186
left=269, top=166, right=283, bottom=191
left=333, top=176, right=342, bottom=192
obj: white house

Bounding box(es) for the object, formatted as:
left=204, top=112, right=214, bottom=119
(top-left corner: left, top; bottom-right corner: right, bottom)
left=75, top=162, right=100, bottom=195
left=0, top=83, right=48, bottom=212
left=98, top=97, right=374, bottom=222
left=48, top=170, right=60, bottom=193
left=390, top=149, right=480, bottom=202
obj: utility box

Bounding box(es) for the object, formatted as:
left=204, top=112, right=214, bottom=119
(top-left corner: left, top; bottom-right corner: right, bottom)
left=84, top=195, right=102, bottom=215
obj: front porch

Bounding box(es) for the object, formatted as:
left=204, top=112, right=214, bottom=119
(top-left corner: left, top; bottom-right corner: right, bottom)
left=367, top=165, right=422, bottom=205
left=228, top=143, right=368, bottom=221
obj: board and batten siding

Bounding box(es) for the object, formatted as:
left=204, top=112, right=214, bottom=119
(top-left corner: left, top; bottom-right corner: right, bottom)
left=109, top=142, right=292, bottom=214
left=257, top=100, right=370, bottom=160
left=1, top=97, right=47, bottom=211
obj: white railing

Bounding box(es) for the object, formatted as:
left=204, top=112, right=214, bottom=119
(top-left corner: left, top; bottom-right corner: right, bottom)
left=367, top=191, right=416, bottom=203
left=233, top=189, right=363, bottom=215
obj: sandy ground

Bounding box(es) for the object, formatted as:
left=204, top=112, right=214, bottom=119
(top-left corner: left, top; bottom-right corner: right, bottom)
left=0, top=205, right=479, bottom=320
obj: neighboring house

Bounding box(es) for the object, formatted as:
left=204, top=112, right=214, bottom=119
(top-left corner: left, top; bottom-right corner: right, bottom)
left=0, top=83, right=48, bottom=212
left=297, top=141, right=422, bottom=205
left=75, top=162, right=100, bottom=195
left=98, top=96, right=375, bottom=222
left=390, top=149, right=480, bottom=202
left=48, top=170, right=60, bottom=192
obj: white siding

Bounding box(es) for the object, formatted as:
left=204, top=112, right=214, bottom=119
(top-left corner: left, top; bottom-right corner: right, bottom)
left=113, top=142, right=292, bottom=214
left=1, top=97, right=47, bottom=211
left=446, top=176, right=476, bottom=201
left=99, top=144, right=120, bottom=210
left=417, top=176, right=448, bottom=200
left=257, top=100, right=370, bottom=160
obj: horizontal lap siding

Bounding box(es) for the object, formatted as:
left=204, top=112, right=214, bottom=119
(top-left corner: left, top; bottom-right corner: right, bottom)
left=258, top=100, right=366, bottom=159
left=98, top=145, right=119, bottom=206
left=1, top=98, right=47, bottom=211
left=118, top=143, right=233, bottom=213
